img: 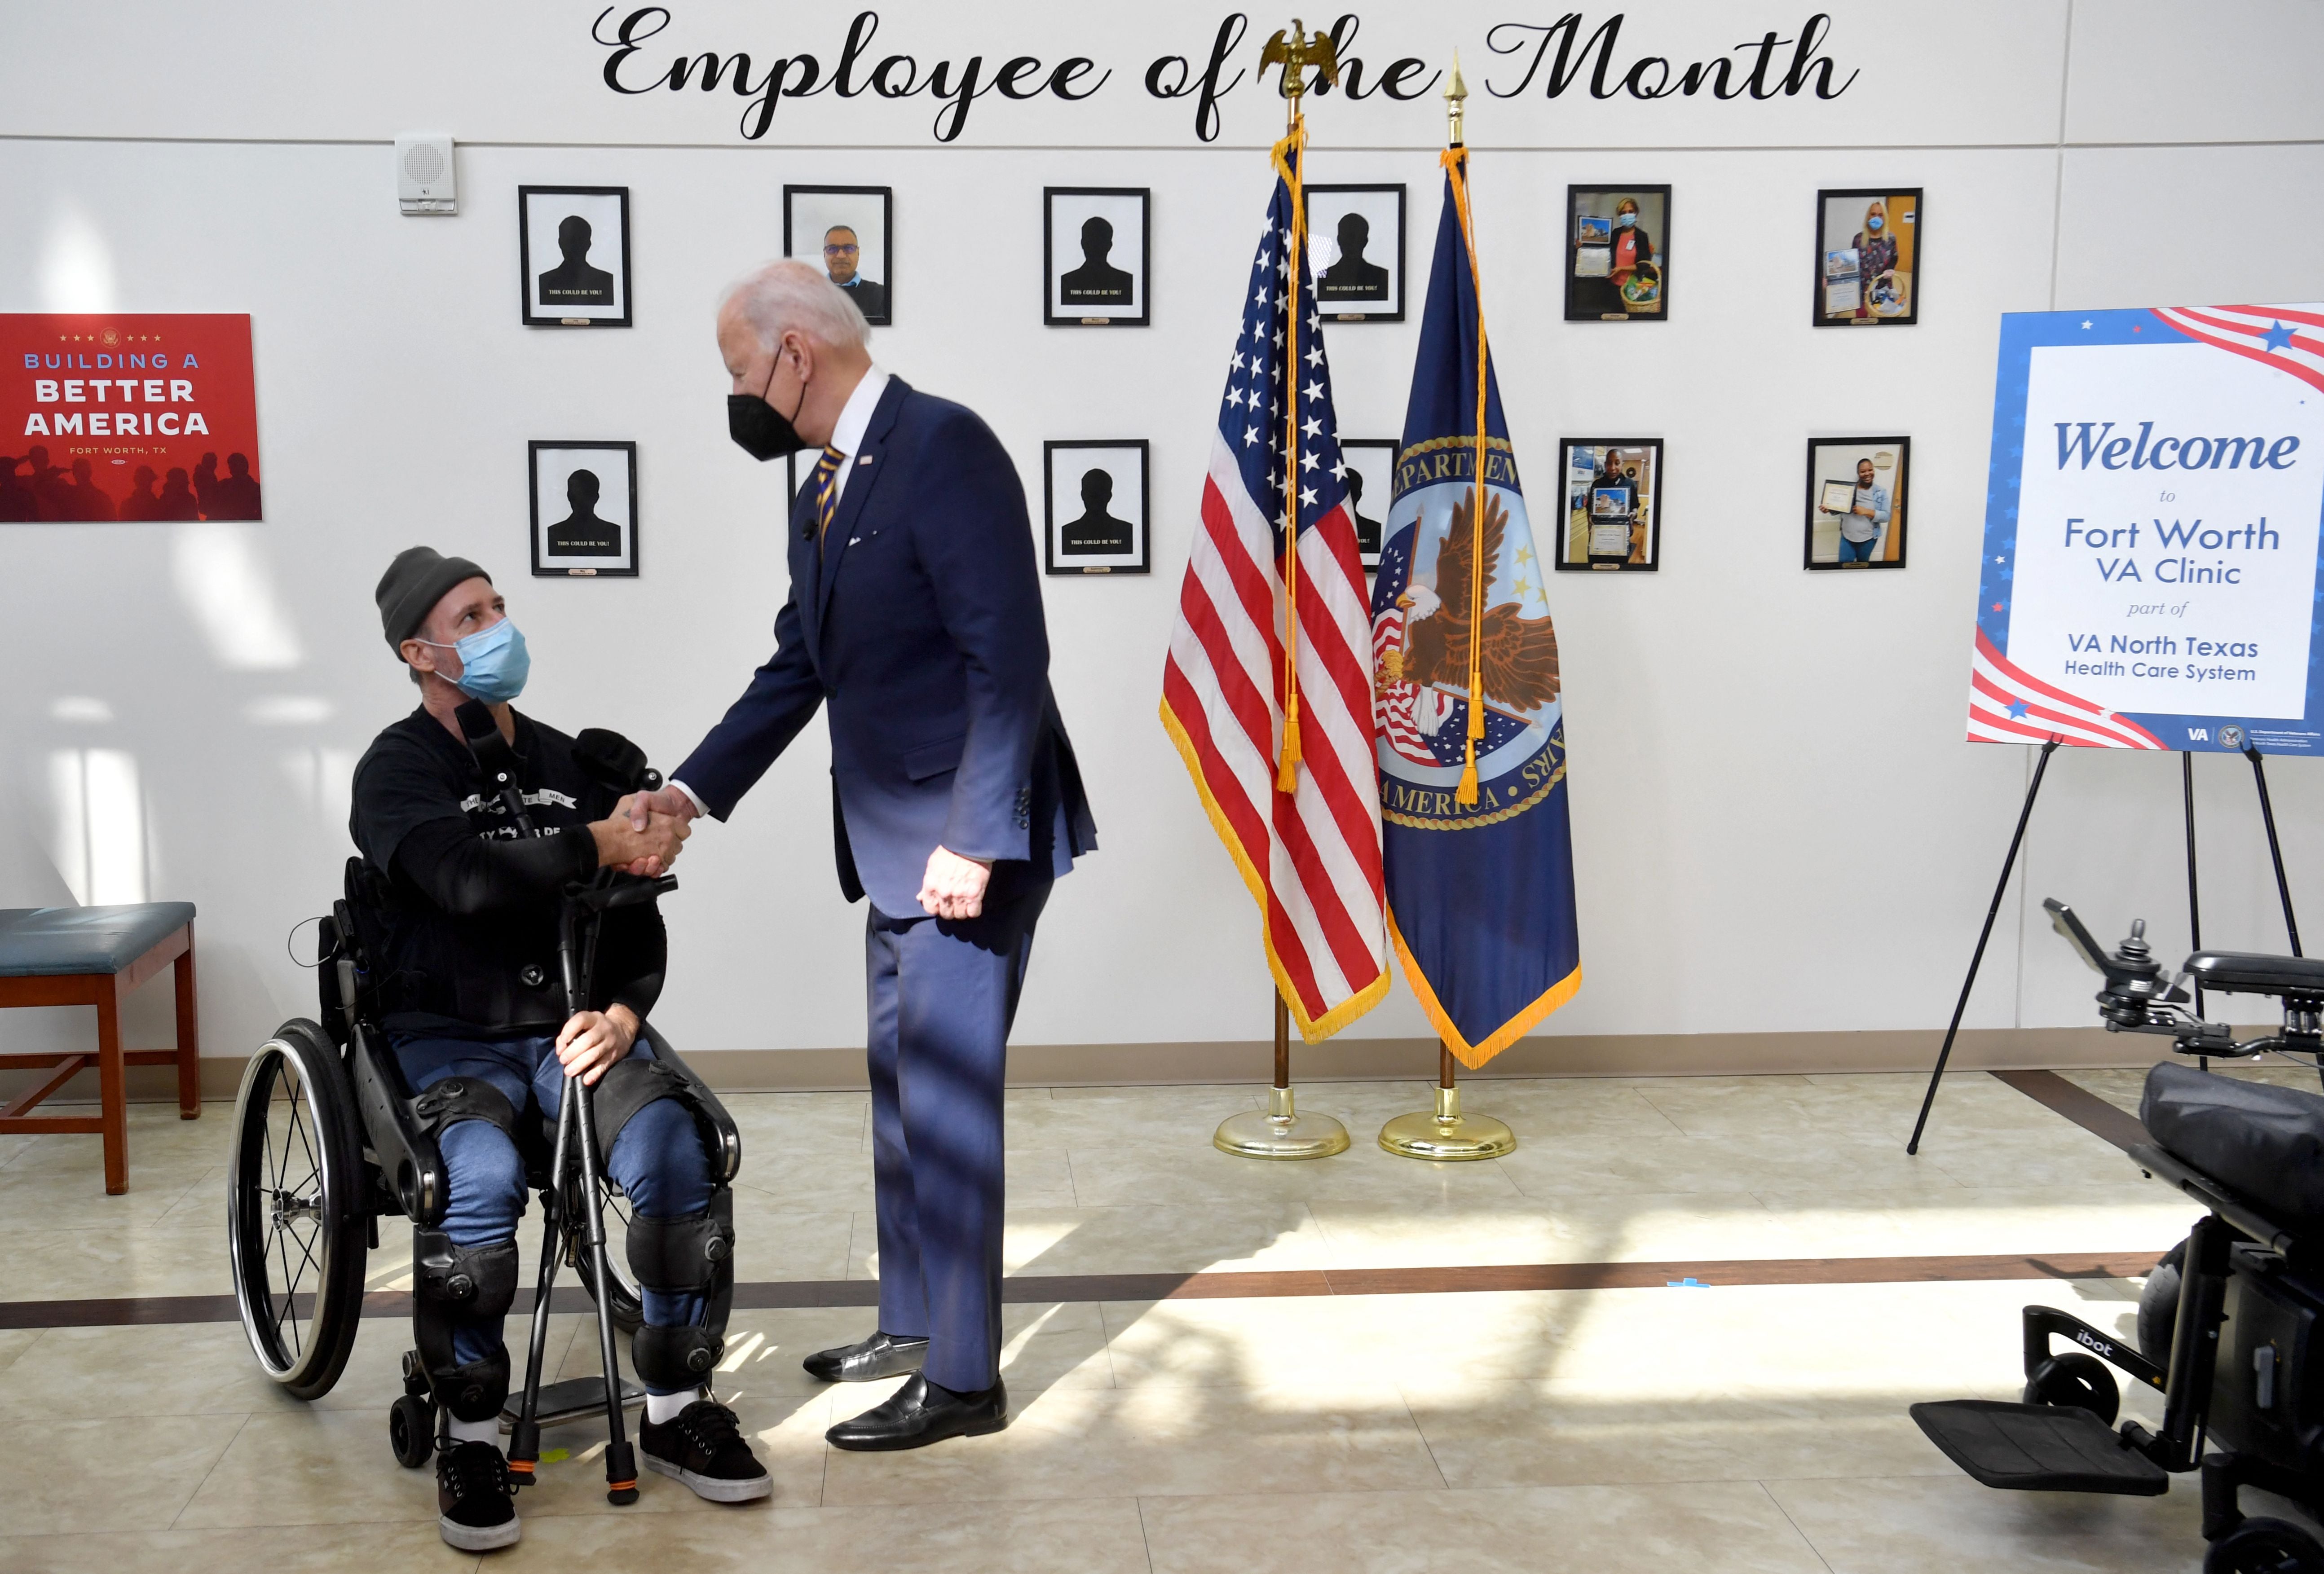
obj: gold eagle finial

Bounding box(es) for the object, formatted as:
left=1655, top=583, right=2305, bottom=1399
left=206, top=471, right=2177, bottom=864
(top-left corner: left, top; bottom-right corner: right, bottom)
left=1260, top=18, right=1341, bottom=103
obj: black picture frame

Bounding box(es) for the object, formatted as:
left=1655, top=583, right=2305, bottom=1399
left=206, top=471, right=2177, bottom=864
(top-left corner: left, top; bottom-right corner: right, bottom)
left=529, top=440, right=639, bottom=578
left=1304, top=184, right=1406, bottom=324
left=784, top=185, right=894, bottom=326
left=1044, top=440, right=1149, bottom=574
left=1812, top=188, right=1921, bottom=328
left=1339, top=439, right=1398, bottom=571
left=518, top=186, right=632, bottom=328
left=1803, top=435, right=1909, bottom=571
left=1044, top=188, right=1151, bottom=328
left=1563, top=183, right=1670, bottom=323
left=1554, top=438, right=1664, bottom=572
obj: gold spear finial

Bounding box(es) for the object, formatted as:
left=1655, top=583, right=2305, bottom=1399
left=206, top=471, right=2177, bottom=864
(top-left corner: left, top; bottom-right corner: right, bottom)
left=1445, top=50, right=1468, bottom=147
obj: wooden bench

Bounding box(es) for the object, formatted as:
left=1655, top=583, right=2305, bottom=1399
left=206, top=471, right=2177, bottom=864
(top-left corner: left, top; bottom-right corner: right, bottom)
left=0, top=903, right=199, bottom=1194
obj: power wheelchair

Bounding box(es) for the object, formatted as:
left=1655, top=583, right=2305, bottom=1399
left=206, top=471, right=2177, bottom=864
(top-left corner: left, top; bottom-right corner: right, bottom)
left=225, top=711, right=741, bottom=1503
left=1914, top=897, right=2324, bottom=1573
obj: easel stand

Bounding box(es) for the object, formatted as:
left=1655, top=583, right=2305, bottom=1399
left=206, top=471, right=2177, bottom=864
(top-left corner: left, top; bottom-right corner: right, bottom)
left=1380, top=1042, right=1516, bottom=1161
left=1907, top=739, right=2306, bottom=1154
left=1214, top=994, right=1351, bottom=1159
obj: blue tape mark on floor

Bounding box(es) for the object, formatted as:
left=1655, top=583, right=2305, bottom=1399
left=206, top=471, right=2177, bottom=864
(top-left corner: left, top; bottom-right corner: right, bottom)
left=1667, top=1278, right=1708, bottom=1288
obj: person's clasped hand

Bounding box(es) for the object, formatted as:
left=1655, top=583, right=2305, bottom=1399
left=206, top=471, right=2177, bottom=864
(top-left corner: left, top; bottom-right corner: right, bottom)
left=556, top=1003, right=639, bottom=1085
left=595, top=795, right=692, bottom=877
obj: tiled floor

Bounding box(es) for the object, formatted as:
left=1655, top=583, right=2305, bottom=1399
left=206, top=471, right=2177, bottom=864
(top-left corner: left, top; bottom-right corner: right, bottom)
left=0, top=1063, right=2306, bottom=1570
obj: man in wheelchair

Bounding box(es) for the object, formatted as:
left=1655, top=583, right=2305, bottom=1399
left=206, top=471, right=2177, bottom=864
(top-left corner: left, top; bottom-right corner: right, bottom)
left=357, top=547, right=771, bottom=1549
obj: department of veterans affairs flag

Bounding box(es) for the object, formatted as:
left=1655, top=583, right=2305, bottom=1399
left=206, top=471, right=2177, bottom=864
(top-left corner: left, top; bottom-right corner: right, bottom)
left=1370, top=152, right=1581, bottom=1066
left=1160, top=122, right=1389, bottom=1042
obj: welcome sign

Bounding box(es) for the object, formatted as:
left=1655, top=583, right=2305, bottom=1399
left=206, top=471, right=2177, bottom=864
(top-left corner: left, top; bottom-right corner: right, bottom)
left=1970, top=304, right=2324, bottom=755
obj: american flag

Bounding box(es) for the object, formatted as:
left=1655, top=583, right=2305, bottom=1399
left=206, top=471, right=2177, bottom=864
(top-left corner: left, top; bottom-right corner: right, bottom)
left=2152, top=305, right=2324, bottom=397
left=1967, top=629, right=2165, bottom=749
left=1160, top=135, right=1389, bottom=1041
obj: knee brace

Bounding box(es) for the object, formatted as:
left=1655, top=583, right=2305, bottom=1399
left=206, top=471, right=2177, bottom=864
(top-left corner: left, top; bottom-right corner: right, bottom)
left=625, top=1188, right=736, bottom=1390
left=411, top=1229, right=520, bottom=1422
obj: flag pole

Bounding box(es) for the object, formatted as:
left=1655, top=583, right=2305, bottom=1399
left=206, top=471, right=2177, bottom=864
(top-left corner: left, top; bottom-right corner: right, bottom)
left=1379, top=53, right=1516, bottom=1164
left=1215, top=17, right=1352, bottom=1163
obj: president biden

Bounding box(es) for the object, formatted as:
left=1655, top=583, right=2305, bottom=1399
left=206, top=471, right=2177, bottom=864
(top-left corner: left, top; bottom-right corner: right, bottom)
left=632, top=259, right=1096, bottom=1450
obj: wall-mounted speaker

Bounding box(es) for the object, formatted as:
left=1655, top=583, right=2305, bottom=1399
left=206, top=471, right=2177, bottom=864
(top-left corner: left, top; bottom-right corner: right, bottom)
left=395, top=134, right=457, bottom=215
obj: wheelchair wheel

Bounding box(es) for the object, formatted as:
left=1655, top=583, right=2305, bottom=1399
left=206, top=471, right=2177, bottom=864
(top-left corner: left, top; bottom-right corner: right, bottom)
left=560, top=1169, right=644, bottom=1333
left=2140, top=1236, right=2188, bottom=1367
left=228, top=1020, right=368, bottom=1400
left=388, top=1392, right=436, bottom=1468
left=2024, top=1352, right=2120, bottom=1423
left=2206, top=1517, right=2324, bottom=1574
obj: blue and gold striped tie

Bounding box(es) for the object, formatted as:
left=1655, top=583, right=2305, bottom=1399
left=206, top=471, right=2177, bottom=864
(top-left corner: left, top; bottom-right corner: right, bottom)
left=811, top=444, right=845, bottom=546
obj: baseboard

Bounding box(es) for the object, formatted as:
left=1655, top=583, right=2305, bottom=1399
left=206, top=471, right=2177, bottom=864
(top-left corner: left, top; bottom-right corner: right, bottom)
left=3, top=1025, right=2170, bottom=1105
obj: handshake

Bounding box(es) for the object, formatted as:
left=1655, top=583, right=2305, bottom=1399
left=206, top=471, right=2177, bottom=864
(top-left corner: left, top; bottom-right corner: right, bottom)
left=589, top=790, right=697, bottom=878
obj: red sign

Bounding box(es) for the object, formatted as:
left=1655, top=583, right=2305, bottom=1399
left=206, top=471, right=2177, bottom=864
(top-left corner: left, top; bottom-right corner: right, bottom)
left=2, top=313, right=262, bottom=522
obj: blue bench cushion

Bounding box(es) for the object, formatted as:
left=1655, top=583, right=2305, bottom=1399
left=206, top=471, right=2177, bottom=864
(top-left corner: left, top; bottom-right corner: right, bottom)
left=0, top=903, right=196, bottom=977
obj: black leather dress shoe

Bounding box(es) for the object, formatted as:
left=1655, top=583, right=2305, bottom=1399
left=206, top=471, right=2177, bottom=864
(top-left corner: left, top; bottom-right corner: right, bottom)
left=802, top=1330, right=930, bottom=1384
left=826, top=1374, right=1009, bottom=1451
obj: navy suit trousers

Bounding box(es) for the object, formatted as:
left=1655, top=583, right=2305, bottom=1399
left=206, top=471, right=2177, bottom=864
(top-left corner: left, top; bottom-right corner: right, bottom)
left=864, top=880, right=1049, bottom=1393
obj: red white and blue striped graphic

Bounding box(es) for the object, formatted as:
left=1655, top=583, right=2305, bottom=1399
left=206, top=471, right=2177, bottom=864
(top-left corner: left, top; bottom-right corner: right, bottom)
left=2152, top=306, right=2324, bottom=398
left=1967, top=629, right=2165, bottom=749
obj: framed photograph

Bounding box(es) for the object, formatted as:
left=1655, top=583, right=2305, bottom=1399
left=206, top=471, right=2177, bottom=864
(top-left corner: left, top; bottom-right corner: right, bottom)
left=1304, top=185, right=1405, bottom=322
left=1813, top=188, right=1919, bottom=327
left=1045, top=188, right=1149, bottom=328
left=1339, top=439, right=1397, bottom=571
left=1044, top=440, right=1148, bottom=574
left=1555, top=439, right=1663, bottom=572
left=1804, top=436, right=1909, bottom=570
left=529, top=441, right=638, bottom=577
left=519, top=186, right=631, bottom=328
left=785, top=185, right=892, bottom=326
left=1563, top=185, right=1669, bottom=322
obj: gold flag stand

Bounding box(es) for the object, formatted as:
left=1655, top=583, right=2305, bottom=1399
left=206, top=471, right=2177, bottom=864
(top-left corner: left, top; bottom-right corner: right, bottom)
left=1379, top=59, right=1514, bottom=1165
left=1215, top=992, right=1351, bottom=1160
left=1216, top=21, right=1353, bottom=1163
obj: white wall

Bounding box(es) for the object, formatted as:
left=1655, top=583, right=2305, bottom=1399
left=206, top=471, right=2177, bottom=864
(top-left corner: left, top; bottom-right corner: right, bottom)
left=2, top=3, right=2320, bottom=1066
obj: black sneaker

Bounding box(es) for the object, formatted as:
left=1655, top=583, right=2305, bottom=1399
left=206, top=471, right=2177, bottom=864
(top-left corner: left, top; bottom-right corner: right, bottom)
left=436, top=1438, right=520, bottom=1551
left=640, top=1398, right=774, bottom=1503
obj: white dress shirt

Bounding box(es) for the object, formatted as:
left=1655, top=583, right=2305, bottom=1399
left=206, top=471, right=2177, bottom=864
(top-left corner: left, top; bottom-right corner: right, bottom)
left=670, top=364, right=889, bottom=820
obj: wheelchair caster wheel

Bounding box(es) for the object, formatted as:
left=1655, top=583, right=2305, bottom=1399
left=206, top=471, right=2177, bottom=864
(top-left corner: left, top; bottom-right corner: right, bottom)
left=2206, top=1517, right=2324, bottom=1574
left=2024, top=1352, right=2120, bottom=1424
left=389, top=1393, right=436, bottom=1468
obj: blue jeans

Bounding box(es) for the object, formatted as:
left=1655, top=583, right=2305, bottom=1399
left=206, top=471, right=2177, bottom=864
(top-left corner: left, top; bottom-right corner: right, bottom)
left=1837, top=533, right=1877, bottom=563
left=395, top=1032, right=714, bottom=1393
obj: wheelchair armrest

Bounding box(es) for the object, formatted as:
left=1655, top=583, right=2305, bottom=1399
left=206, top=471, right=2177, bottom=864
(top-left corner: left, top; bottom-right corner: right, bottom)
left=640, top=1025, right=741, bottom=1184
left=351, top=1023, right=451, bottom=1226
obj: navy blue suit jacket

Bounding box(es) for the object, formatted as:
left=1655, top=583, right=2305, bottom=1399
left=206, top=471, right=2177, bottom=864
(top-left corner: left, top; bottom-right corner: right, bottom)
left=675, top=376, right=1096, bottom=915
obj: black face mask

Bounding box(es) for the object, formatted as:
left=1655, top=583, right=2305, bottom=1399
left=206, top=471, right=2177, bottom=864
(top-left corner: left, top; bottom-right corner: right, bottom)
left=727, top=352, right=809, bottom=461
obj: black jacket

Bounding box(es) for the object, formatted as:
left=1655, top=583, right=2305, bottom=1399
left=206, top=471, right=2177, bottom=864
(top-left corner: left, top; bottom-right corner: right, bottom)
left=349, top=707, right=663, bottom=1038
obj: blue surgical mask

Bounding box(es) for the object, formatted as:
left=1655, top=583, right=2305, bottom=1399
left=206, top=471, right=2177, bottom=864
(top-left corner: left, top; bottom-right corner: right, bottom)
left=1615, top=212, right=1636, bottom=228
left=1867, top=215, right=1884, bottom=230
left=420, top=618, right=530, bottom=703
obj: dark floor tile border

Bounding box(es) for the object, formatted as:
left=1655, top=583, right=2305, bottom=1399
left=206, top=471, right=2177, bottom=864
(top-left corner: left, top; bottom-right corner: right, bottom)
left=1991, top=1068, right=2153, bottom=1153
left=0, top=1249, right=2162, bottom=1331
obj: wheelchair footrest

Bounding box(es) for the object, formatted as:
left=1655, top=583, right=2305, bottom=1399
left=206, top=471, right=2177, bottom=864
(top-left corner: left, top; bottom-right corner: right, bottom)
left=1910, top=1400, right=2169, bottom=1495
left=500, top=1376, right=645, bottom=1433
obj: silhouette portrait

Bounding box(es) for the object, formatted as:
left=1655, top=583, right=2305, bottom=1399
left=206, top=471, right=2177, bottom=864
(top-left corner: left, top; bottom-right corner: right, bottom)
left=538, top=215, right=615, bottom=305
left=193, top=452, right=220, bottom=516
left=820, top=225, right=889, bottom=321
left=210, top=452, right=261, bottom=520
left=22, top=445, right=67, bottom=520
left=520, top=185, right=633, bottom=327
left=1318, top=212, right=1389, bottom=301
left=157, top=466, right=199, bottom=521
left=1045, top=439, right=1149, bottom=574
left=0, top=456, right=32, bottom=522
left=1060, top=468, right=1134, bottom=555
left=117, top=464, right=162, bottom=522
left=1345, top=467, right=1384, bottom=559
left=1059, top=217, right=1134, bottom=305
left=530, top=440, right=639, bottom=576
left=62, top=457, right=115, bottom=522
left=546, top=468, right=621, bottom=556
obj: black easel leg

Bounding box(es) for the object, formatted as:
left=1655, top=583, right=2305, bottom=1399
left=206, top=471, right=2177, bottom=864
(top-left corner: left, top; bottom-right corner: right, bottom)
left=2246, top=746, right=2303, bottom=956
left=1909, top=737, right=2060, bottom=1155
left=2185, top=752, right=2207, bottom=1070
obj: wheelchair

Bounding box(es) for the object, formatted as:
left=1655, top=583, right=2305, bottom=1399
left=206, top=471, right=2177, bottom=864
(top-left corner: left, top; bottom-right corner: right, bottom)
left=225, top=712, right=740, bottom=1503
left=1914, top=897, right=2324, bottom=1573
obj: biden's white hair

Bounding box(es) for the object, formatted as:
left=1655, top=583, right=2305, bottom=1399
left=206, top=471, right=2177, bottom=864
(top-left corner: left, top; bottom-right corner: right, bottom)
left=717, top=258, right=870, bottom=352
